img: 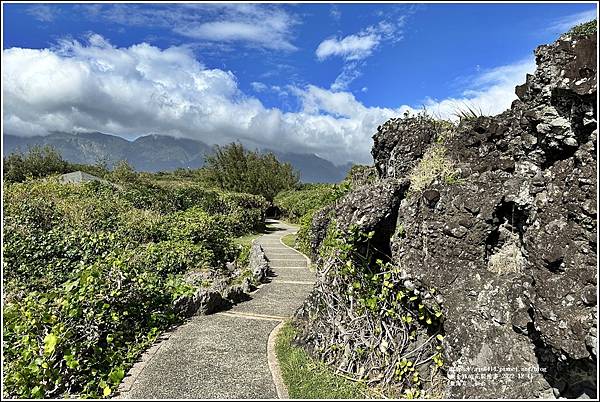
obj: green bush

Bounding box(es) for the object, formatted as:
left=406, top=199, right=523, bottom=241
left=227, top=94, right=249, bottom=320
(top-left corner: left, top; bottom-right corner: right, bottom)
left=160, top=207, right=237, bottom=267
left=274, top=183, right=347, bottom=223
left=296, top=210, right=317, bottom=257
left=2, top=176, right=256, bottom=398
left=129, top=240, right=214, bottom=276
left=3, top=145, right=72, bottom=183
left=3, top=251, right=190, bottom=398
left=568, top=20, right=597, bottom=36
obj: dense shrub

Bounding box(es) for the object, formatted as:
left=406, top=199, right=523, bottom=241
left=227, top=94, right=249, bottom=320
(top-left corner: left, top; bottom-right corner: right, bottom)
left=295, top=210, right=317, bottom=257
left=274, top=183, right=350, bottom=224
left=2, top=172, right=264, bottom=398
left=160, top=207, right=237, bottom=266
left=119, top=182, right=179, bottom=214
left=3, top=145, right=72, bottom=183
left=3, top=250, right=192, bottom=398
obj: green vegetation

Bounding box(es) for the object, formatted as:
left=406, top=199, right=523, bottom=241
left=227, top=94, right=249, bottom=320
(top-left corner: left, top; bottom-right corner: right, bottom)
left=280, top=233, right=298, bottom=249
left=568, top=19, right=597, bottom=36
left=274, top=182, right=350, bottom=257
left=408, top=145, right=459, bottom=193
left=4, top=145, right=74, bottom=183
left=451, top=103, right=482, bottom=122
left=204, top=142, right=300, bottom=201
left=275, top=182, right=349, bottom=223
left=275, top=322, right=369, bottom=399
left=344, top=164, right=377, bottom=186
left=3, top=145, right=114, bottom=183
left=2, top=154, right=270, bottom=398
left=309, top=224, right=445, bottom=397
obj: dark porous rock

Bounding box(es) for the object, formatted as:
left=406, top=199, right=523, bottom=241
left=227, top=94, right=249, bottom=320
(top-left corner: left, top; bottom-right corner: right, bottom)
left=295, top=29, right=597, bottom=399
left=222, top=284, right=252, bottom=304
left=249, top=243, right=271, bottom=283
left=173, top=289, right=226, bottom=317
left=372, top=115, right=438, bottom=179
left=422, top=189, right=441, bottom=207
left=335, top=178, right=410, bottom=234
left=308, top=204, right=335, bottom=261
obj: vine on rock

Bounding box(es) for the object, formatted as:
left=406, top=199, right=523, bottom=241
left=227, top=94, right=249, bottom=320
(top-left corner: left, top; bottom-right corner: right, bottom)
left=296, top=223, right=446, bottom=398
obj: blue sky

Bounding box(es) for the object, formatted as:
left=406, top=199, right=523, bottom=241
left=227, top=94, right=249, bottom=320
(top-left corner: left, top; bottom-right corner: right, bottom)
left=2, top=2, right=597, bottom=164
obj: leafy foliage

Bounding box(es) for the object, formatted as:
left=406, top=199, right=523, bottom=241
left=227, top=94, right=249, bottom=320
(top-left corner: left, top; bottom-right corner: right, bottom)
left=3, top=145, right=72, bottom=183
left=2, top=165, right=268, bottom=398
left=274, top=183, right=350, bottom=224
left=204, top=142, right=300, bottom=201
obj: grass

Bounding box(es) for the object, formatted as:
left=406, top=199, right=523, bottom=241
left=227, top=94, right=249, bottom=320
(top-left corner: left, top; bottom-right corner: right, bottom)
left=452, top=103, right=482, bottom=122
left=275, top=322, right=369, bottom=399
left=408, top=145, right=458, bottom=193
left=233, top=232, right=263, bottom=247
left=280, top=233, right=297, bottom=249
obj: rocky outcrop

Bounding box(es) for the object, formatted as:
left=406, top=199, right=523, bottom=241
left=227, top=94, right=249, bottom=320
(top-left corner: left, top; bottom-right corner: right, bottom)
left=295, top=29, right=597, bottom=399
left=174, top=244, right=272, bottom=317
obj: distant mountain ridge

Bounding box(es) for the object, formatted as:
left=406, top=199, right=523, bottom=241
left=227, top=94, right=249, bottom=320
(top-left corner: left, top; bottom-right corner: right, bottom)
left=3, top=132, right=350, bottom=183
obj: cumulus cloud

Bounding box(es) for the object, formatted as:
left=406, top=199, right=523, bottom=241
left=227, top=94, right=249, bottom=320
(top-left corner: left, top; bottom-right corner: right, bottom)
left=2, top=35, right=402, bottom=164
left=3, top=36, right=535, bottom=165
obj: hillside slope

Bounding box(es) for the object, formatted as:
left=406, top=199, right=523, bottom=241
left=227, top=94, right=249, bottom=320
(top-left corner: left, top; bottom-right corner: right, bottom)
left=3, top=133, right=350, bottom=182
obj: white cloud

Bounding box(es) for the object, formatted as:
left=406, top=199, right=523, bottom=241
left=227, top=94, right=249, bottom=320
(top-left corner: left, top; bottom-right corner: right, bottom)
left=316, top=18, right=406, bottom=90
left=421, top=58, right=536, bottom=119
left=2, top=36, right=402, bottom=164
left=2, top=36, right=536, bottom=165
left=26, top=5, right=58, bottom=22
left=331, top=62, right=363, bottom=92
left=547, top=8, right=597, bottom=34
left=251, top=82, right=268, bottom=92
left=330, top=5, right=342, bottom=21
left=78, top=3, right=299, bottom=51
left=316, top=19, right=405, bottom=62
left=316, top=32, right=380, bottom=61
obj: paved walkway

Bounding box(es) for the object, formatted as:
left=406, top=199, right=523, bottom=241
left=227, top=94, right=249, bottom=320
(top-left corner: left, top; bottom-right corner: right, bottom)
left=116, top=220, right=314, bottom=399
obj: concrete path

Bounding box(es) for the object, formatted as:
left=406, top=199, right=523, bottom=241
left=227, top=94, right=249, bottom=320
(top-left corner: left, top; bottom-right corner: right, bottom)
left=116, top=220, right=314, bottom=399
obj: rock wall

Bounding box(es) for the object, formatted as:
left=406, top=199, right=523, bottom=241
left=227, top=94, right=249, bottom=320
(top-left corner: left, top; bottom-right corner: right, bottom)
left=295, top=29, right=597, bottom=398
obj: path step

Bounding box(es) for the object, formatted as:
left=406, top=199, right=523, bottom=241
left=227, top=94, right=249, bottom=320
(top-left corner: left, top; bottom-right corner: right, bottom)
left=116, top=220, right=314, bottom=399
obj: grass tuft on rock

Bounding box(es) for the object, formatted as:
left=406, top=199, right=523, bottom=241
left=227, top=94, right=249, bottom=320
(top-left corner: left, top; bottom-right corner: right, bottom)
left=275, top=322, right=369, bottom=399
left=568, top=20, right=597, bottom=36
left=408, top=145, right=458, bottom=193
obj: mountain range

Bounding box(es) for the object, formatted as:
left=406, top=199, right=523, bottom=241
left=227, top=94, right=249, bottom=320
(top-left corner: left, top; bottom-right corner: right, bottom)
left=3, top=132, right=352, bottom=183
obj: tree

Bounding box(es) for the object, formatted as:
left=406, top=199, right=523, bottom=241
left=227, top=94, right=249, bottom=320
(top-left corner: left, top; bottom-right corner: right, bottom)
left=204, top=142, right=300, bottom=201
left=3, top=145, right=71, bottom=183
